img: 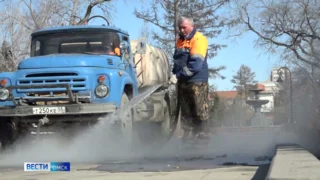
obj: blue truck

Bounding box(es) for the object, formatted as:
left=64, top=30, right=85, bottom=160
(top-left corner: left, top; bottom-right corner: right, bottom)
left=0, top=21, right=178, bottom=149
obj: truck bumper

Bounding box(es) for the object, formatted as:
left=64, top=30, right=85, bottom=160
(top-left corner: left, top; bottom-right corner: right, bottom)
left=0, top=103, right=117, bottom=117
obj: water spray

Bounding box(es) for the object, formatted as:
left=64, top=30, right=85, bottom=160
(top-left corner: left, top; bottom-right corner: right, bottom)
left=36, top=116, right=50, bottom=140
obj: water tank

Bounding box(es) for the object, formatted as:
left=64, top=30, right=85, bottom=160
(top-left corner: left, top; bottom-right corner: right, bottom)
left=130, top=40, right=170, bottom=88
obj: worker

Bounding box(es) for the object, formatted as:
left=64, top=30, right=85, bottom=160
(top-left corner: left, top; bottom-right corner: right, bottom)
left=99, top=35, right=121, bottom=56
left=172, top=16, right=210, bottom=144
left=114, top=47, right=120, bottom=56
left=106, top=47, right=120, bottom=56
left=108, top=36, right=121, bottom=56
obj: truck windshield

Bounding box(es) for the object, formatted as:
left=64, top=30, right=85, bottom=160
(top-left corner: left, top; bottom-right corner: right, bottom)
left=30, top=31, right=121, bottom=57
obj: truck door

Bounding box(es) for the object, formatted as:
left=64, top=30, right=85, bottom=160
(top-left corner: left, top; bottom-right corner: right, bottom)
left=120, top=36, right=138, bottom=88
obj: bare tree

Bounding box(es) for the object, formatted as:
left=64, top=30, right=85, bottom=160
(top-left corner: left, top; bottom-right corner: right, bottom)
left=137, top=21, right=153, bottom=45
left=0, top=40, right=15, bottom=72
left=231, top=0, right=320, bottom=69
left=228, top=0, right=320, bottom=107
left=0, top=0, right=114, bottom=71
left=231, top=64, right=257, bottom=99
left=134, top=0, right=236, bottom=80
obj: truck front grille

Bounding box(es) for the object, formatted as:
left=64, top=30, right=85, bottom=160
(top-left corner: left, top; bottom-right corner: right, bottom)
left=17, top=73, right=87, bottom=93
left=25, top=72, right=78, bottom=77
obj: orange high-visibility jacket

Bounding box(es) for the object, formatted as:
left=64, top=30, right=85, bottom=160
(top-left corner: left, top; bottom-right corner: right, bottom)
left=173, top=28, right=209, bottom=82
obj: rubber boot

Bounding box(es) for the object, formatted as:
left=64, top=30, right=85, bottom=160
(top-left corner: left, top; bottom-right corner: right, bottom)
left=192, top=121, right=210, bottom=145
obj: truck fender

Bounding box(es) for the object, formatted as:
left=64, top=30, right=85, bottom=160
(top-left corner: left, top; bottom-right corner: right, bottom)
left=119, top=75, right=135, bottom=100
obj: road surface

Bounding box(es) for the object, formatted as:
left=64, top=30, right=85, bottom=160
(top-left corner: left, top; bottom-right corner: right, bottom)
left=0, top=125, right=318, bottom=180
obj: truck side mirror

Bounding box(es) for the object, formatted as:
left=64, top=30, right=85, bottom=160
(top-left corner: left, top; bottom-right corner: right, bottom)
left=120, top=42, right=128, bottom=52
left=120, top=41, right=130, bottom=60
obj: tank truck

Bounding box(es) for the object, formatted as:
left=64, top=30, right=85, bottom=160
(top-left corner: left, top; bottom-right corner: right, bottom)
left=0, top=18, right=178, bottom=149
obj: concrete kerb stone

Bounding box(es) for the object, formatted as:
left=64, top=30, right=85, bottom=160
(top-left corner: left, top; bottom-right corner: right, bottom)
left=265, top=144, right=320, bottom=180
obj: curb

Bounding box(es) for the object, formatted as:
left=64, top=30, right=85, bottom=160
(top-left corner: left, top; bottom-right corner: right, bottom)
left=265, top=144, right=320, bottom=180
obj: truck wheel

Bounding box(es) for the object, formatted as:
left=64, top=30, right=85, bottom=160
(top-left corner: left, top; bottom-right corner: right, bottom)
left=161, top=98, right=177, bottom=139
left=135, top=95, right=178, bottom=149
left=118, top=93, right=134, bottom=145
left=157, top=97, right=178, bottom=146
left=0, top=119, right=18, bottom=151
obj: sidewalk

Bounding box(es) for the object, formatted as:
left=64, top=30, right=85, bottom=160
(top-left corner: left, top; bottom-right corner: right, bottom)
left=266, top=145, right=320, bottom=180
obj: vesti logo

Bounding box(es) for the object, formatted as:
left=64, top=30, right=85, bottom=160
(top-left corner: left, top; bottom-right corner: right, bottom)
left=50, top=162, right=70, bottom=172
left=24, top=162, right=70, bottom=172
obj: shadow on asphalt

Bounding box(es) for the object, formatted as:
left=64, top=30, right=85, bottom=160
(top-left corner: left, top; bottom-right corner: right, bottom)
left=251, top=164, right=270, bottom=180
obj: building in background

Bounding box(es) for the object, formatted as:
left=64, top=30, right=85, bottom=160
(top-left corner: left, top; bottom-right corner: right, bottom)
left=209, top=90, right=239, bottom=112
left=209, top=67, right=284, bottom=126
left=270, top=67, right=289, bottom=82
left=214, top=91, right=238, bottom=103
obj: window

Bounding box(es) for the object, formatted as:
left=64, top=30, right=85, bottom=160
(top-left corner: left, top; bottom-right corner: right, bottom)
left=121, top=36, right=131, bottom=62
left=31, top=41, right=41, bottom=56
left=31, top=31, right=121, bottom=57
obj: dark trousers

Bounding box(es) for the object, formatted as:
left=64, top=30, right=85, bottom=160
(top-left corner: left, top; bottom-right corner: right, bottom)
left=177, top=80, right=209, bottom=135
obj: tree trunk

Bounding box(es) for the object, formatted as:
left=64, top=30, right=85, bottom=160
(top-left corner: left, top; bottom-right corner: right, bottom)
left=70, top=0, right=79, bottom=25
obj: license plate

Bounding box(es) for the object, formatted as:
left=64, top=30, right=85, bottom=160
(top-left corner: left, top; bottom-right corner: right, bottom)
left=32, top=107, right=66, bottom=114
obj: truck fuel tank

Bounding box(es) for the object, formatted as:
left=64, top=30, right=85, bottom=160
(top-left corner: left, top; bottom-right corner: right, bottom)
left=133, top=89, right=168, bottom=122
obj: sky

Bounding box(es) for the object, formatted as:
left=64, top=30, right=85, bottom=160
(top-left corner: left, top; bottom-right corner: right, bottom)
left=1, top=0, right=282, bottom=91
left=98, top=0, right=281, bottom=91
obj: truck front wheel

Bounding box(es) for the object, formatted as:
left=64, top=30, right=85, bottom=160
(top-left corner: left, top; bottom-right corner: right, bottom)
left=0, top=118, right=18, bottom=151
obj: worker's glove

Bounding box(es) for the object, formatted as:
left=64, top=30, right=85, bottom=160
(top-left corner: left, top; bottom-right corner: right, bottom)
left=169, top=74, right=177, bottom=84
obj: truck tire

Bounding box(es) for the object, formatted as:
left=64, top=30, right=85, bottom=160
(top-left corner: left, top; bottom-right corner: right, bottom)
left=135, top=93, right=178, bottom=149
left=0, top=118, right=18, bottom=151
left=159, top=95, right=178, bottom=143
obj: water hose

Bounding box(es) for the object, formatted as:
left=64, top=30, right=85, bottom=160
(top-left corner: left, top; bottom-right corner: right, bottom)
left=36, top=116, right=49, bottom=140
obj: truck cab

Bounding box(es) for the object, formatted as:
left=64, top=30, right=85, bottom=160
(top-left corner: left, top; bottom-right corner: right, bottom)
left=0, top=24, right=178, bottom=150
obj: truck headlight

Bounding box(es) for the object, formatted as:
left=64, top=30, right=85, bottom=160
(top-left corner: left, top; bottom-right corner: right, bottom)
left=95, top=84, right=109, bottom=98
left=0, top=88, right=9, bottom=101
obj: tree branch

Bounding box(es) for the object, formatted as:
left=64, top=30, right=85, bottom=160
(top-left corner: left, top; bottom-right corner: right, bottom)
left=241, top=4, right=320, bottom=68
left=76, top=0, right=111, bottom=25
left=22, top=0, right=40, bottom=30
